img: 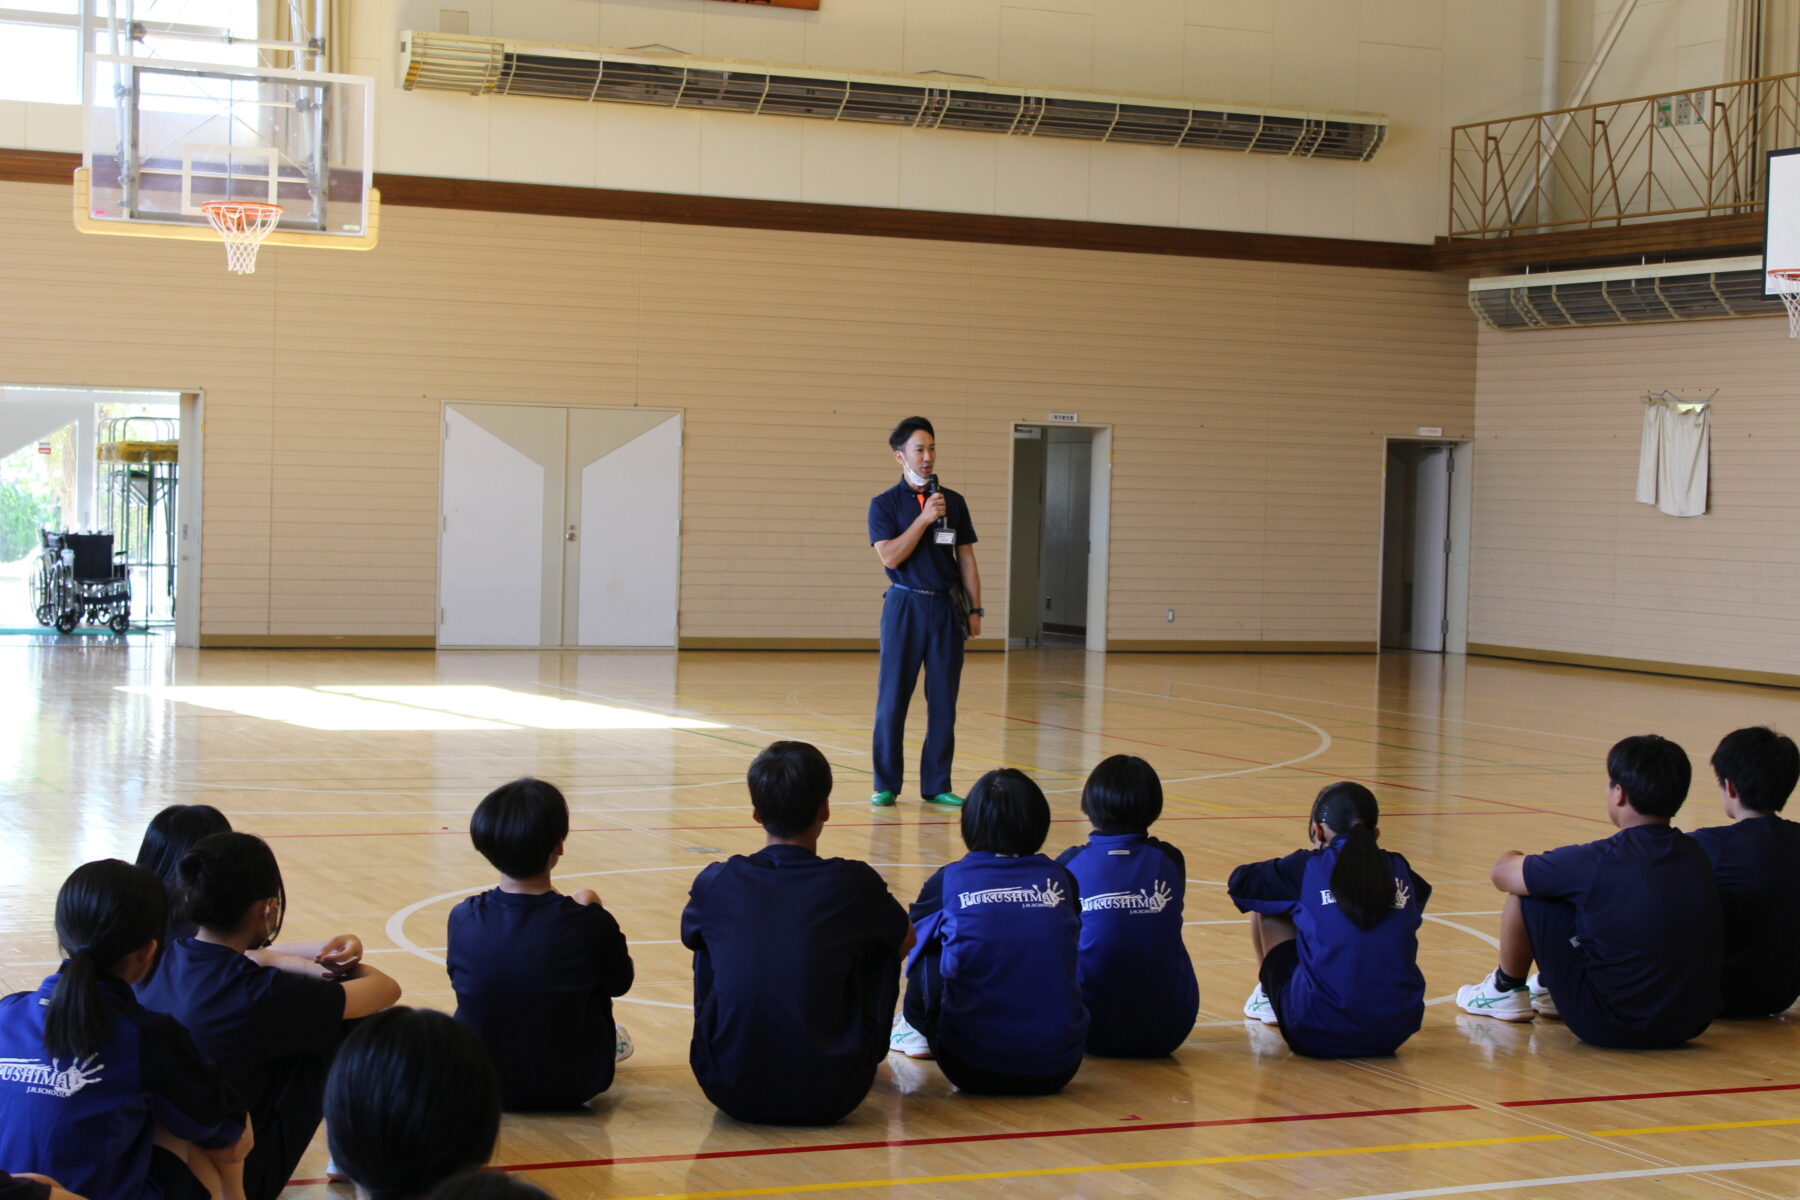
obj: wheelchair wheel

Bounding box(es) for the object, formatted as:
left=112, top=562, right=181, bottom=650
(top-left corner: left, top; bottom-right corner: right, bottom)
left=109, top=612, right=130, bottom=635
left=55, top=610, right=78, bottom=634
left=35, top=604, right=53, bottom=627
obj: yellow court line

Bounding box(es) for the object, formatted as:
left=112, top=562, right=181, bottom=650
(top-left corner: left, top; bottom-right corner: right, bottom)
left=1593, top=1117, right=1800, bottom=1137
left=589, top=1134, right=1566, bottom=1200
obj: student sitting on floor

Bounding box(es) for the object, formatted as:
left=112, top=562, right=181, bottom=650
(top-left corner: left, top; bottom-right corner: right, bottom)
left=682, top=741, right=911, bottom=1125
left=891, top=768, right=1087, bottom=1095
left=1458, top=734, right=1722, bottom=1047
left=324, top=1008, right=500, bottom=1200
left=447, top=777, right=635, bottom=1110
left=0, top=860, right=251, bottom=1200
left=135, top=833, right=401, bottom=1200
left=135, top=807, right=233, bottom=942
left=1691, top=727, right=1800, bottom=1018
left=1055, top=755, right=1198, bottom=1057
left=1228, top=782, right=1431, bottom=1058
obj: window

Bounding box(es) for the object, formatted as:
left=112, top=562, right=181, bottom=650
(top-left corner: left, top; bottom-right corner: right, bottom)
left=0, top=1, right=259, bottom=106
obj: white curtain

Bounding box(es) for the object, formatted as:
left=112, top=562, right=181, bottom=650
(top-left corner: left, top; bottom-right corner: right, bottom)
left=1636, top=399, right=1710, bottom=518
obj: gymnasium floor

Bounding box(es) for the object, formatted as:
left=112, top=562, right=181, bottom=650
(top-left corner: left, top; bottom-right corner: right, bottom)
left=8, top=644, right=1800, bottom=1200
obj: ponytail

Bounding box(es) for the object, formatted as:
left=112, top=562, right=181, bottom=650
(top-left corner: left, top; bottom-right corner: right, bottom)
left=1311, top=782, right=1396, bottom=931
left=44, top=860, right=166, bottom=1060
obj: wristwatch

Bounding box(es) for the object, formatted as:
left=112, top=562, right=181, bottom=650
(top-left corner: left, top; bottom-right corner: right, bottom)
left=969, top=607, right=985, bottom=616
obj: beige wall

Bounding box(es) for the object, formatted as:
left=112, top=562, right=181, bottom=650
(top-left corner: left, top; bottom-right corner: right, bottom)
left=0, top=0, right=1555, bottom=243
left=0, top=178, right=1476, bottom=645
left=1470, top=313, right=1800, bottom=678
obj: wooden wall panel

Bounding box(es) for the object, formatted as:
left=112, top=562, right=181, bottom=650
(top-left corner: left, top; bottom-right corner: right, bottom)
left=1471, top=315, right=1800, bottom=675
left=0, top=179, right=1476, bottom=644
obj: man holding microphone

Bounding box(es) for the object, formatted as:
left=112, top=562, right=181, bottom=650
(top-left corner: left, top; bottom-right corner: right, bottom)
left=867, top=417, right=983, bottom=808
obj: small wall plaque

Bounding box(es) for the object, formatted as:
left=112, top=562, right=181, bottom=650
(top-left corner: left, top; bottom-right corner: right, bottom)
left=1049, top=412, right=1079, bottom=423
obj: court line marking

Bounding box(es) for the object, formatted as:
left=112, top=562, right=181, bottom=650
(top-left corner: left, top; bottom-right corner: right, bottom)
left=481, top=1103, right=1482, bottom=1174
left=990, top=701, right=1332, bottom=790
left=1592, top=1118, right=1800, bottom=1136
left=1333, top=1159, right=1800, bottom=1200
left=555, top=1135, right=1567, bottom=1197
left=270, top=1085, right=1800, bottom=1187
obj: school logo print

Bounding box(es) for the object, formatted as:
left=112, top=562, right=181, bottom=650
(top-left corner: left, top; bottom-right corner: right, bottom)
left=1319, top=879, right=1413, bottom=910
left=0, top=1055, right=103, bottom=1098
left=1081, top=879, right=1174, bottom=915
left=957, top=878, right=1067, bottom=908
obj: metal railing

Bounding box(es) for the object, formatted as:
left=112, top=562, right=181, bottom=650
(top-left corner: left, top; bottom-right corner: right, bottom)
left=1447, top=72, right=1800, bottom=240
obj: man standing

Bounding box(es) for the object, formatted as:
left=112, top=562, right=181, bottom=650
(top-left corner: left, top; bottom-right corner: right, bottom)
left=867, top=417, right=983, bottom=808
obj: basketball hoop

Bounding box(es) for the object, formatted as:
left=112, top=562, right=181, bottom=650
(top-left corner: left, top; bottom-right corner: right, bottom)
left=1771, top=268, right=1800, bottom=338
left=200, top=200, right=284, bottom=275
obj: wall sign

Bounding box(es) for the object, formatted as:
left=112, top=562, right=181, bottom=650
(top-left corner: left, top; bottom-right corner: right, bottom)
left=704, top=0, right=820, bottom=8
left=1049, top=412, right=1079, bottom=423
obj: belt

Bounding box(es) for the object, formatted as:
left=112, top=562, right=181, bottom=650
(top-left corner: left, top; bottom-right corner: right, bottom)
left=888, top=583, right=945, bottom=596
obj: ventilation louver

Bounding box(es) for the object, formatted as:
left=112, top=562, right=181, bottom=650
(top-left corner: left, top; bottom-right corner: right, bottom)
left=401, top=32, right=1387, bottom=162
left=1469, top=258, right=1785, bottom=330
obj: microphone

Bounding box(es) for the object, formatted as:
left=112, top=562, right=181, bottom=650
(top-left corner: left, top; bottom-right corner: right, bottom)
left=926, top=475, right=947, bottom=530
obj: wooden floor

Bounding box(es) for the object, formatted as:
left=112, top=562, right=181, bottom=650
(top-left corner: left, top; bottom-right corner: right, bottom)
left=8, top=643, right=1800, bottom=1200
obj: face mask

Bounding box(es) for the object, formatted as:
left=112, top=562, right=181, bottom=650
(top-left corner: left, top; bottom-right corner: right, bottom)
left=902, top=465, right=931, bottom=489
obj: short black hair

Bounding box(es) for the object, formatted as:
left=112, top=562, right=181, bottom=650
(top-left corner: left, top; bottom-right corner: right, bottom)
left=325, top=1007, right=501, bottom=1200
left=961, top=768, right=1051, bottom=856
left=1711, top=726, right=1800, bottom=813
left=175, top=832, right=285, bottom=941
left=888, top=416, right=935, bottom=451
left=747, top=741, right=832, bottom=837
left=1607, top=734, right=1691, bottom=819
left=470, top=778, right=570, bottom=879
left=1080, top=755, right=1162, bottom=834
left=135, top=804, right=232, bottom=895
left=429, top=1174, right=553, bottom=1200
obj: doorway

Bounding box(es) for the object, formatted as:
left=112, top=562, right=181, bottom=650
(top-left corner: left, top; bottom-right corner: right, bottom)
left=437, top=403, right=683, bottom=648
left=1008, top=423, right=1111, bottom=652
left=0, top=385, right=186, bottom=638
left=1380, top=440, right=1471, bottom=652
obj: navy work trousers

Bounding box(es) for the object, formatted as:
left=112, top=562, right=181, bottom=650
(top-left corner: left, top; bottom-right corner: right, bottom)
left=872, top=586, right=963, bottom=797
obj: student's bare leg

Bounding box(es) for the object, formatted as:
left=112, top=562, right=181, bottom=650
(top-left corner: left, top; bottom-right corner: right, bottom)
left=1250, top=912, right=1296, bottom=965
left=151, top=1129, right=243, bottom=1200
left=1497, top=893, right=1534, bottom=980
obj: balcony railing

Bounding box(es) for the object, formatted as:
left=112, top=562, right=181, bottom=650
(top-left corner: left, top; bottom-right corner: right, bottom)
left=1448, top=72, right=1800, bottom=240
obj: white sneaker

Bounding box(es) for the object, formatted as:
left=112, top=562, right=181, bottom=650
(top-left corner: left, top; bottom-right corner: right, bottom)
left=1242, top=983, right=1279, bottom=1025
left=615, top=1023, right=635, bottom=1063
left=1527, top=972, right=1560, bottom=1019
left=1457, top=975, right=1535, bottom=1022
left=889, top=1015, right=934, bottom=1059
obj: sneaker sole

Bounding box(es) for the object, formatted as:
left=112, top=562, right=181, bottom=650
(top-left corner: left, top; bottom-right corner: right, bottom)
left=1458, top=1004, right=1535, bottom=1023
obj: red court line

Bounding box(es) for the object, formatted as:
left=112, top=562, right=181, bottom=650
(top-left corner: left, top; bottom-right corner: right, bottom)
left=1501, top=1081, right=1800, bottom=1107
left=285, top=1078, right=1800, bottom=1185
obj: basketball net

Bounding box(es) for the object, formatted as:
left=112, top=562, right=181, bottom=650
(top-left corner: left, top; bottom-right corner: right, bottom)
left=200, top=201, right=284, bottom=275
left=1771, top=268, right=1800, bottom=339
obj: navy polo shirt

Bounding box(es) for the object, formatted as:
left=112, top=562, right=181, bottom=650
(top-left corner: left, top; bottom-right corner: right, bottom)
left=1229, top=840, right=1431, bottom=1058
left=1523, top=823, right=1721, bottom=1034
left=1689, top=814, right=1800, bottom=1015
left=0, top=972, right=245, bottom=1200
left=134, top=938, right=346, bottom=1114
left=909, top=852, right=1087, bottom=1075
left=867, top=478, right=977, bottom=592
left=447, top=888, right=635, bottom=1110
left=1056, top=833, right=1198, bottom=1057
left=682, top=844, right=909, bottom=1117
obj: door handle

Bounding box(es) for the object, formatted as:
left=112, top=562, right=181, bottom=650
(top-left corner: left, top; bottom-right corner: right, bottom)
left=566, top=524, right=578, bottom=542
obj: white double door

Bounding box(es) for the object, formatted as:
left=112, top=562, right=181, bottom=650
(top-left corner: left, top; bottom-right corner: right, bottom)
left=438, top=403, right=682, bottom=648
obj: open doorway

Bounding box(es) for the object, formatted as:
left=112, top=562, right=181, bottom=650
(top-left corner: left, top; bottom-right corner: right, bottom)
left=0, top=386, right=184, bottom=637
left=1380, top=440, right=1471, bottom=652
left=1008, top=423, right=1111, bottom=652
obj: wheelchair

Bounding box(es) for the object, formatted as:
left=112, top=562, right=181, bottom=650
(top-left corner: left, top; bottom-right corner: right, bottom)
left=34, top=531, right=132, bottom=635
